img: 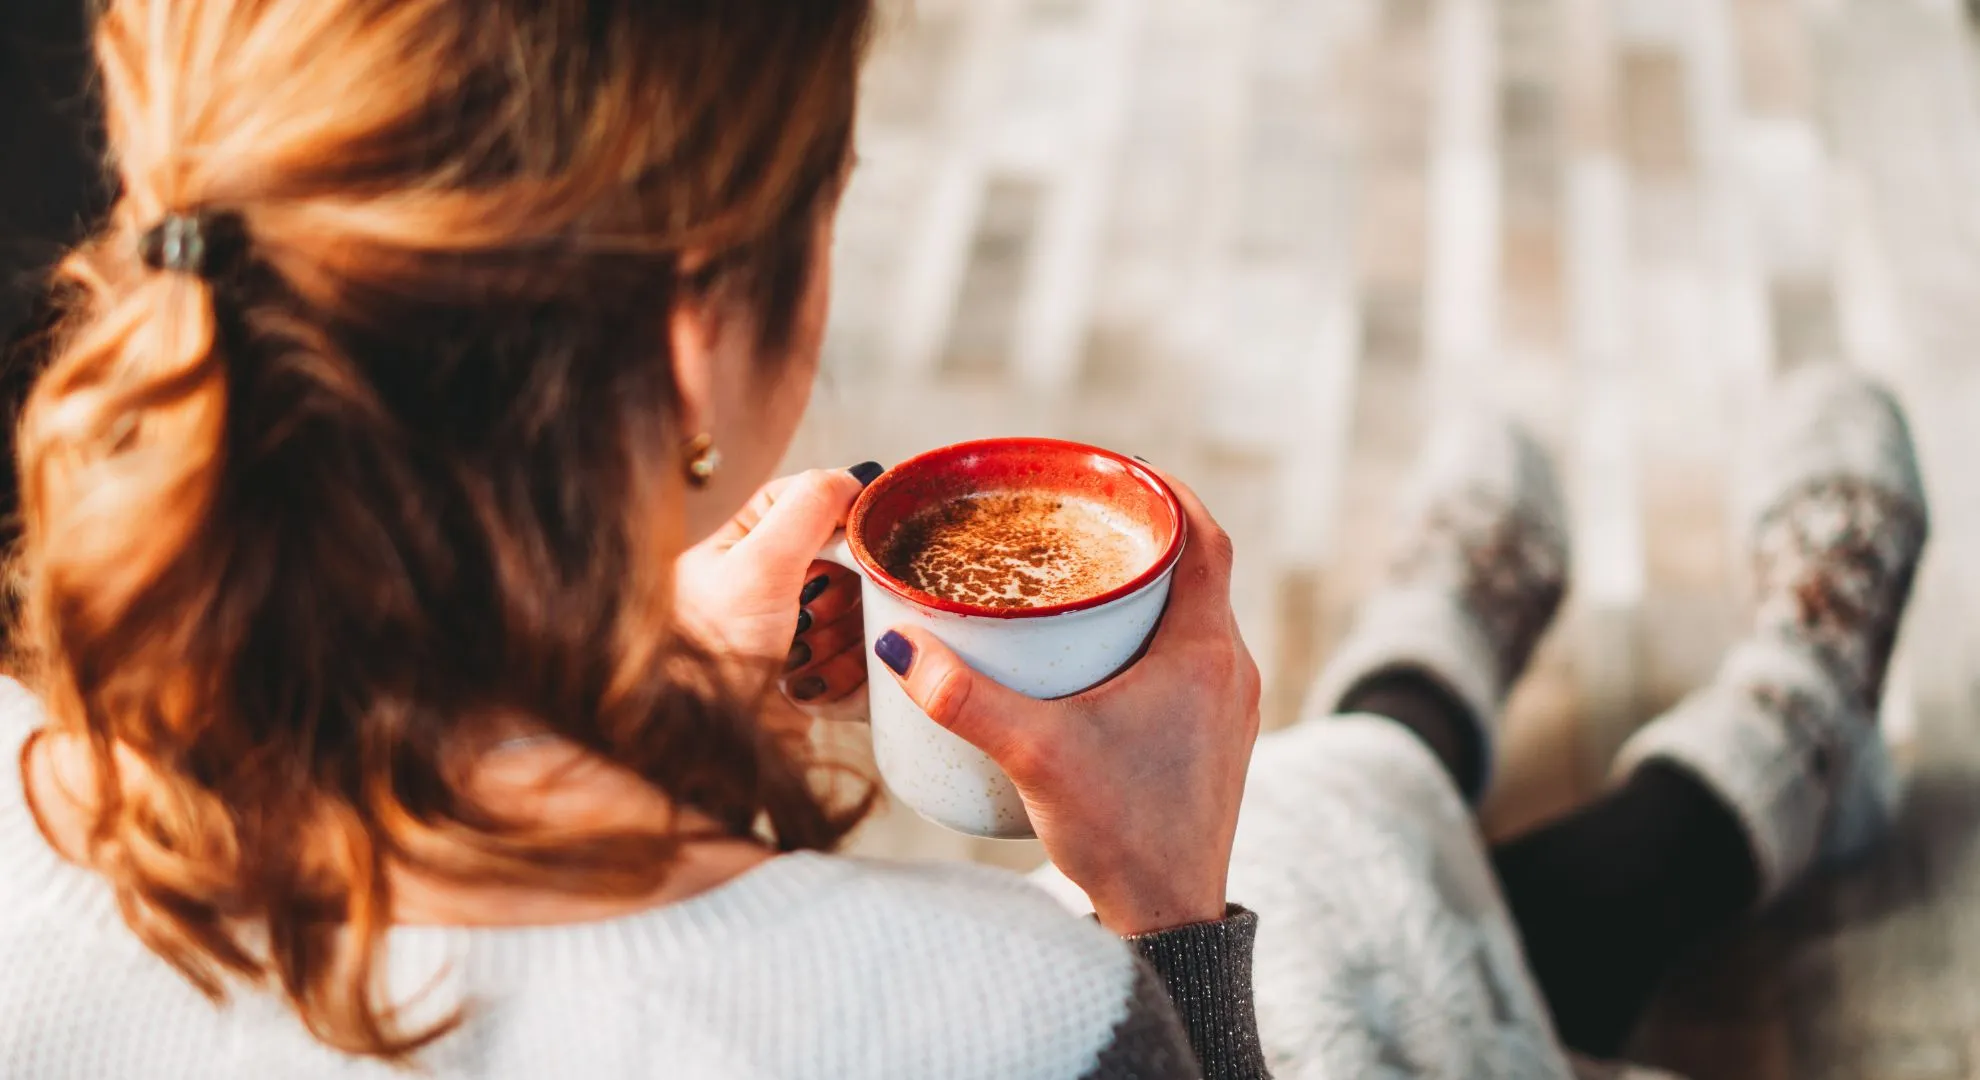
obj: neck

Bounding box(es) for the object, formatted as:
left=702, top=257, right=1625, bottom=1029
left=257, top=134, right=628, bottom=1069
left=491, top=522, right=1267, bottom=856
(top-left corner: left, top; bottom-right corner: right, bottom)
left=21, top=730, right=773, bottom=928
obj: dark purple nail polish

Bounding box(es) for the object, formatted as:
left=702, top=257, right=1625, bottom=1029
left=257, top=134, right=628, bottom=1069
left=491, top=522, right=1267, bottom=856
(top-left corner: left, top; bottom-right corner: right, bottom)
left=847, top=461, right=885, bottom=486
left=875, top=630, right=913, bottom=677
left=800, top=574, right=830, bottom=606
left=785, top=640, right=812, bottom=672
left=790, top=675, right=828, bottom=701
left=794, top=608, right=813, bottom=636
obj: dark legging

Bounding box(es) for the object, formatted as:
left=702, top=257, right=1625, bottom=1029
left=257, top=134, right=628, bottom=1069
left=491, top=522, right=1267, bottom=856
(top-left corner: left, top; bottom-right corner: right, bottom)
left=1340, top=671, right=1760, bottom=1059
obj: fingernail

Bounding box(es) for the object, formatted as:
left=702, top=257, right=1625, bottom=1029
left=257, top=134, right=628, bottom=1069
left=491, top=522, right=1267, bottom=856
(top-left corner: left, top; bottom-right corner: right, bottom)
left=785, top=640, right=812, bottom=672
left=847, top=461, right=885, bottom=486
left=800, top=574, right=830, bottom=605
left=794, top=609, right=813, bottom=636
left=790, top=675, right=828, bottom=701
left=874, top=630, right=913, bottom=677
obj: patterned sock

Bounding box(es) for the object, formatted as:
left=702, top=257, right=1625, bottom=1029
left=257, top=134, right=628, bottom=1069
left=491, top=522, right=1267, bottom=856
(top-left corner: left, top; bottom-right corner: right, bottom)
left=1310, top=412, right=1570, bottom=802
left=1615, top=366, right=1928, bottom=903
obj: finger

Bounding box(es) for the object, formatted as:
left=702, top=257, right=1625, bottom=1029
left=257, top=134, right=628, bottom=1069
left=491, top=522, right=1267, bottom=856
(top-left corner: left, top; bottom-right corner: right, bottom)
left=795, top=561, right=862, bottom=628
left=871, top=625, right=1050, bottom=772
left=731, top=468, right=867, bottom=570
left=783, top=645, right=867, bottom=705
left=789, top=607, right=864, bottom=676
left=706, top=474, right=805, bottom=549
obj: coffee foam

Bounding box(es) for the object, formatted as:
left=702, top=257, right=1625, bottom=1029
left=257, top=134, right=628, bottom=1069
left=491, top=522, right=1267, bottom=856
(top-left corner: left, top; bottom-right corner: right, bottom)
left=879, top=491, right=1159, bottom=610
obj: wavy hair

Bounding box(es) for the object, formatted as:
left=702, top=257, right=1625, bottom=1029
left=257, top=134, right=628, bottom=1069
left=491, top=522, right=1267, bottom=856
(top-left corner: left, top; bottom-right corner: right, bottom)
left=15, top=0, right=873, bottom=1059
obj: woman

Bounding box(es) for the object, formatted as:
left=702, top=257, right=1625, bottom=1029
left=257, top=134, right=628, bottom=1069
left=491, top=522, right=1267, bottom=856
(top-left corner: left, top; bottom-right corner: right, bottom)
left=1, top=2, right=1263, bottom=1077
left=0, top=2, right=1931, bottom=1079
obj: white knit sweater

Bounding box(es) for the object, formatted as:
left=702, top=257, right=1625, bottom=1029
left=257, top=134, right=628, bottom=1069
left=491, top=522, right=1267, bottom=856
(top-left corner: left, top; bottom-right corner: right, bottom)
left=0, top=682, right=1252, bottom=1079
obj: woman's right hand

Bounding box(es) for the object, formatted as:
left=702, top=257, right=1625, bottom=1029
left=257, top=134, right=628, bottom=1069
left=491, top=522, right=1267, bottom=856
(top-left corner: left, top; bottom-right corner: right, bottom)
left=872, top=473, right=1262, bottom=936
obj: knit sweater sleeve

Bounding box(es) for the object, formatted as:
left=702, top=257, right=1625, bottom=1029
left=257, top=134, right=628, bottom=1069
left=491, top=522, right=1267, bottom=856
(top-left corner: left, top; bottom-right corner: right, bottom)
left=1081, top=905, right=1271, bottom=1080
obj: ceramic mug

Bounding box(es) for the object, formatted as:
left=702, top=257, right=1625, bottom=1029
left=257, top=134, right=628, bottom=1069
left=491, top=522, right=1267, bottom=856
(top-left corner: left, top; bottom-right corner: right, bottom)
left=816, top=438, right=1186, bottom=839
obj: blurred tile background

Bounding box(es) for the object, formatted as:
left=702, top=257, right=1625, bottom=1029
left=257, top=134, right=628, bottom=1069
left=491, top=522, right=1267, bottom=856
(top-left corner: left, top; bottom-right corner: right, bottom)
left=786, top=0, right=1980, bottom=1074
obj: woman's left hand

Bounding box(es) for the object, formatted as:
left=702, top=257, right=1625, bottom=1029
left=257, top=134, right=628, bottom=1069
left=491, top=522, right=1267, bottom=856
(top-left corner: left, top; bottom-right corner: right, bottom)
left=673, top=465, right=881, bottom=706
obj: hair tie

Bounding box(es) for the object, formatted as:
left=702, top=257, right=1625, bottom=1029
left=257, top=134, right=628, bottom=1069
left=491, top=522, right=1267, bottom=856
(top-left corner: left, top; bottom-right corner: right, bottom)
left=138, top=210, right=248, bottom=281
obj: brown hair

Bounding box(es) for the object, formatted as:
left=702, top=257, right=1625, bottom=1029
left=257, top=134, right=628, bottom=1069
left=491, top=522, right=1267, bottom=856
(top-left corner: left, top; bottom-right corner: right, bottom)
left=16, top=0, right=873, bottom=1060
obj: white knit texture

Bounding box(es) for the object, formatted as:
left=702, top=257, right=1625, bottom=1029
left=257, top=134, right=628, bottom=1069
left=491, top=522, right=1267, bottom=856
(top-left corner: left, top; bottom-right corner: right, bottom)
left=0, top=685, right=1144, bottom=1080
left=1230, top=716, right=1575, bottom=1080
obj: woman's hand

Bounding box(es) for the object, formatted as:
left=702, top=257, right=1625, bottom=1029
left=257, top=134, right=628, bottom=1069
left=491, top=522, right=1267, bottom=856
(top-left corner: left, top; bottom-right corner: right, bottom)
left=673, top=464, right=883, bottom=705
left=871, top=472, right=1261, bottom=935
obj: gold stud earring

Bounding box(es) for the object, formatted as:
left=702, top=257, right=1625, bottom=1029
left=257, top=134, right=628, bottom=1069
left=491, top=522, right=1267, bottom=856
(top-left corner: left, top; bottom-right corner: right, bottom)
left=683, top=432, right=722, bottom=488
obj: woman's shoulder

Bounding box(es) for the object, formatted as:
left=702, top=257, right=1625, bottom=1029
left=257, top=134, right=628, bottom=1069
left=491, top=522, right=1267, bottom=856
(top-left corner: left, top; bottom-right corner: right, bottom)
left=659, top=853, right=1148, bottom=1079
left=0, top=675, right=45, bottom=749
left=773, top=852, right=1123, bottom=965
left=0, top=676, right=117, bottom=926
left=0, top=675, right=47, bottom=818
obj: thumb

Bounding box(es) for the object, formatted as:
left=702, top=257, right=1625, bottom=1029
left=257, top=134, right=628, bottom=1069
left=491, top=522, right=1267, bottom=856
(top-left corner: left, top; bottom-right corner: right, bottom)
left=731, top=468, right=866, bottom=568
left=874, top=626, right=1049, bottom=772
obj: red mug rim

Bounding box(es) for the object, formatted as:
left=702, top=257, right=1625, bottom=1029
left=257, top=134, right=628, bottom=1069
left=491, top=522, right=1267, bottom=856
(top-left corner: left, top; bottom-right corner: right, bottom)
left=843, top=438, right=1186, bottom=619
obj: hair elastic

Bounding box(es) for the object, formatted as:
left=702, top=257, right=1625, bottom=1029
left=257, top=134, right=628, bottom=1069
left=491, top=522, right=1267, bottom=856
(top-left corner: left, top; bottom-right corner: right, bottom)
left=137, top=210, right=248, bottom=281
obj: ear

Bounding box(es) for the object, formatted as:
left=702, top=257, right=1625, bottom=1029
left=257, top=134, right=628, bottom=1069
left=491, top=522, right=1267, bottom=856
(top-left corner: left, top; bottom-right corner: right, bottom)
left=669, top=281, right=720, bottom=439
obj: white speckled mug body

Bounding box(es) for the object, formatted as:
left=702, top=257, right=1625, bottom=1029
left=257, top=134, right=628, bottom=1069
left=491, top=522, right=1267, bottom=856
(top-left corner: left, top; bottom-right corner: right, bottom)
left=834, top=559, right=1176, bottom=838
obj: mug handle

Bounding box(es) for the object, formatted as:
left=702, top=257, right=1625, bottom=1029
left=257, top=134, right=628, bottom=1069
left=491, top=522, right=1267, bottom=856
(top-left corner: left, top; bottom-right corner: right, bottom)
left=796, top=532, right=869, bottom=723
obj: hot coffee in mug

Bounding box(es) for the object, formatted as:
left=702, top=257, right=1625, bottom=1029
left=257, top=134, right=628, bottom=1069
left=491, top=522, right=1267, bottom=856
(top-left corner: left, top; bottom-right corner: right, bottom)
left=818, top=438, right=1185, bottom=838
left=877, top=491, right=1162, bottom=610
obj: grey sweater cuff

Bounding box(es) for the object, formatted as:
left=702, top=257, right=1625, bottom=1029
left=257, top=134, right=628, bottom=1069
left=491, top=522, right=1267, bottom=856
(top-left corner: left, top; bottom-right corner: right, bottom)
left=1121, top=905, right=1269, bottom=1080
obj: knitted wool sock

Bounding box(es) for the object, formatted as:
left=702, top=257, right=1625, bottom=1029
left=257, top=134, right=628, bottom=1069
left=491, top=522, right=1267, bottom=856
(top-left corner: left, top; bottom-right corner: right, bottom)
left=1615, top=365, right=1929, bottom=903
left=1310, top=411, right=1570, bottom=802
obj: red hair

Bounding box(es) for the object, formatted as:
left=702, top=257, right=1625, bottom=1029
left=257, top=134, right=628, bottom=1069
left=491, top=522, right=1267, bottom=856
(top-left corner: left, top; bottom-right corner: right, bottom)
left=18, top=0, right=873, bottom=1059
